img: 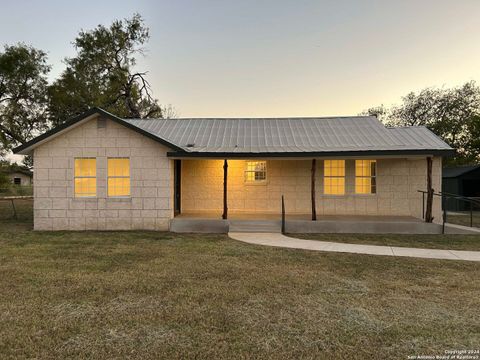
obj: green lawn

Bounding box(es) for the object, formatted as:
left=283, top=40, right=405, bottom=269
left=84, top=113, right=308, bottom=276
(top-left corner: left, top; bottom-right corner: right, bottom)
left=0, top=213, right=479, bottom=359
left=292, top=233, right=480, bottom=251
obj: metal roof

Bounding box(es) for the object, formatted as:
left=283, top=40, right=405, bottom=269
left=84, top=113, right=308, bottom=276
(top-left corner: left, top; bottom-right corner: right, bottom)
left=13, top=108, right=454, bottom=157
left=123, top=116, right=453, bottom=154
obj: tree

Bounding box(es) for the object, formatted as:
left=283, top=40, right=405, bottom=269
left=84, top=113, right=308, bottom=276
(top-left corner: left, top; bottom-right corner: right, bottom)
left=387, top=88, right=441, bottom=127
left=361, top=81, right=480, bottom=165
left=463, top=114, right=480, bottom=164
left=48, top=13, right=163, bottom=124
left=358, top=105, right=389, bottom=124
left=0, top=160, right=10, bottom=189
left=0, top=44, right=50, bottom=155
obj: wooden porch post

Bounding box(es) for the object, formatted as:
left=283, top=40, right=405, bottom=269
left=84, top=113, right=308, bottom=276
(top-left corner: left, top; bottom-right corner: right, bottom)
left=311, top=159, right=317, bottom=221
left=222, top=159, right=228, bottom=219
left=425, top=156, right=434, bottom=222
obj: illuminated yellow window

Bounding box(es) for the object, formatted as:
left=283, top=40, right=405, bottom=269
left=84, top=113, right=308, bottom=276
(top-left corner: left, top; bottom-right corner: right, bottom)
left=245, top=161, right=267, bottom=183
left=355, top=160, right=376, bottom=194
left=324, top=160, right=345, bottom=195
left=74, top=158, right=96, bottom=197
left=108, top=158, right=130, bottom=197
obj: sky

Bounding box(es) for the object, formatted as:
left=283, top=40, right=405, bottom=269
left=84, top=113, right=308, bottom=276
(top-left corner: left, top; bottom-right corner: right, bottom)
left=1, top=0, right=480, bottom=118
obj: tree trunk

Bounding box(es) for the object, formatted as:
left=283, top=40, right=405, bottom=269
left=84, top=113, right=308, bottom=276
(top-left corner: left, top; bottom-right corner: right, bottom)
left=425, top=157, right=434, bottom=223
left=311, top=159, right=317, bottom=221
left=222, top=159, right=228, bottom=219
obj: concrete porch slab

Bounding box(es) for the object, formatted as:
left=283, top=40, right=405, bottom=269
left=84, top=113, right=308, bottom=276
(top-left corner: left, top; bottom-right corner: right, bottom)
left=285, top=219, right=442, bottom=234
left=170, top=213, right=480, bottom=234
left=169, top=218, right=228, bottom=233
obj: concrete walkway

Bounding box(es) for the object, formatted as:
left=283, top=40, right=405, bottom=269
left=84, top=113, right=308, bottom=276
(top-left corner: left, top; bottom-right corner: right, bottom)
left=228, top=232, right=480, bottom=262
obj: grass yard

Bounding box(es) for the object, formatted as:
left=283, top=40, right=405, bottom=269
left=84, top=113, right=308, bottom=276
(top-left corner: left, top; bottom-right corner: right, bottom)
left=293, top=233, right=480, bottom=251
left=0, top=198, right=33, bottom=222
left=445, top=211, right=480, bottom=229
left=0, top=201, right=479, bottom=359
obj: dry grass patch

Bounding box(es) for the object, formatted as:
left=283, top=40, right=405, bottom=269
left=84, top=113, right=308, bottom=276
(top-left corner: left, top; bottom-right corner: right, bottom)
left=445, top=212, right=480, bottom=228
left=0, top=220, right=479, bottom=359
left=292, top=233, right=480, bottom=251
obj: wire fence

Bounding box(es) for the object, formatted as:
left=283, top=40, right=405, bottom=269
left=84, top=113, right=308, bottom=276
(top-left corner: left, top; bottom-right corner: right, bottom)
left=418, top=189, right=480, bottom=230
left=0, top=190, right=33, bottom=221
left=444, top=211, right=480, bottom=229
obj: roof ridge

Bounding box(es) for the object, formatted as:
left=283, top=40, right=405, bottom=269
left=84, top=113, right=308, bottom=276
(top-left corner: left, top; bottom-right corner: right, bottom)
left=126, top=115, right=378, bottom=121
left=387, top=125, right=428, bottom=129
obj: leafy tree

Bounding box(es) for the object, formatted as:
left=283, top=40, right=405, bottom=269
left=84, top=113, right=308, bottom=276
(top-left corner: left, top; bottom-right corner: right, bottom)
left=463, top=114, right=480, bottom=164
left=0, top=161, right=9, bottom=189
left=359, top=105, right=389, bottom=123
left=0, top=44, right=50, bottom=155
left=48, top=13, right=163, bottom=124
left=362, top=81, right=480, bottom=165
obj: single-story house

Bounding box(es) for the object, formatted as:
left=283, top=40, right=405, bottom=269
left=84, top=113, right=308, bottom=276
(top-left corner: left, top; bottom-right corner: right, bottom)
left=14, top=107, right=453, bottom=231
left=0, top=166, right=33, bottom=186
left=442, top=165, right=480, bottom=211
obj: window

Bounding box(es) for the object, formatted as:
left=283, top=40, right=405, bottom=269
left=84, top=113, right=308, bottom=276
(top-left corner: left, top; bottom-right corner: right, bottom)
left=108, top=158, right=130, bottom=197
left=355, top=160, right=376, bottom=194
left=13, top=177, right=21, bottom=185
left=74, top=158, right=96, bottom=197
left=245, top=161, right=267, bottom=183
left=324, top=160, right=345, bottom=195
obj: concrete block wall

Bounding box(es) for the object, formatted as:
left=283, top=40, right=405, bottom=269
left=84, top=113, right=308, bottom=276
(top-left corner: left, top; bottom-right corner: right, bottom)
left=33, top=116, right=173, bottom=231
left=181, top=157, right=442, bottom=219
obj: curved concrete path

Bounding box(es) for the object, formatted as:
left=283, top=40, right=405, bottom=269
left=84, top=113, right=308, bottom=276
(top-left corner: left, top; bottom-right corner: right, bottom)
left=228, top=232, right=480, bottom=262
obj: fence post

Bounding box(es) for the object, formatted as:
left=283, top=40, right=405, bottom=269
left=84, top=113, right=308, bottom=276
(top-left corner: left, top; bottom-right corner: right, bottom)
left=10, top=199, right=17, bottom=220
left=281, top=195, right=285, bottom=234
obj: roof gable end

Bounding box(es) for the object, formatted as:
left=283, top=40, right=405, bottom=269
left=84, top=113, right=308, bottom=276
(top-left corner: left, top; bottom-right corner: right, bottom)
left=13, top=107, right=185, bottom=154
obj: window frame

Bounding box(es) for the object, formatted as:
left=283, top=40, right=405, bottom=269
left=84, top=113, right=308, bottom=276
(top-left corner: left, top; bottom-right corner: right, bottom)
left=107, top=157, right=131, bottom=198
left=13, top=177, right=21, bottom=185
left=244, top=160, right=267, bottom=184
left=355, top=159, right=377, bottom=195
left=323, top=159, right=345, bottom=195
left=74, top=157, right=97, bottom=198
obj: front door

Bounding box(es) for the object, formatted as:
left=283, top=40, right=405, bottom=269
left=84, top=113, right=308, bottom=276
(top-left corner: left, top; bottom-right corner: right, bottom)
left=174, top=160, right=181, bottom=215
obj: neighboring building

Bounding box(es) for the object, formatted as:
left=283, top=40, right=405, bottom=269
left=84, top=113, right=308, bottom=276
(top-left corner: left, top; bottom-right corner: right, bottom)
left=442, top=165, right=480, bottom=211
left=14, top=108, right=453, bottom=231
left=0, top=167, right=33, bottom=186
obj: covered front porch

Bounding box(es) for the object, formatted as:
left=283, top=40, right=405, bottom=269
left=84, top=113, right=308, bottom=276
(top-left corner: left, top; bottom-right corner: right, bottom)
left=171, top=156, right=442, bottom=227
left=169, top=155, right=443, bottom=233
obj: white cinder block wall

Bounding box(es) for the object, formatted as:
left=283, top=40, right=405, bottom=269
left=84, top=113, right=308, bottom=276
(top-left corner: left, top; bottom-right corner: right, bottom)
left=181, top=157, right=442, bottom=220
left=33, top=116, right=173, bottom=231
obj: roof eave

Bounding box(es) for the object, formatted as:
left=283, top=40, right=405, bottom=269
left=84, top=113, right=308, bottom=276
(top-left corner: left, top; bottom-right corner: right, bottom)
left=13, top=107, right=186, bottom=154
left=167, top=149, right=455, bottom=159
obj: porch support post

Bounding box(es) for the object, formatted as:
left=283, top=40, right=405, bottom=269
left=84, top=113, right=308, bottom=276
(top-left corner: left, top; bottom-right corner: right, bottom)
left=222, top=159, right=228, bottom=219
left=425, top=156, right=434, bottom=223
left=311, top=159, right=317, bottom=221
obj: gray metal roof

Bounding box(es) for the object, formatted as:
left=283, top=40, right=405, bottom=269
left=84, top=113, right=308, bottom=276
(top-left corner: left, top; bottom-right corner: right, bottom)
left=123, top=116, right=453, bottom=154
